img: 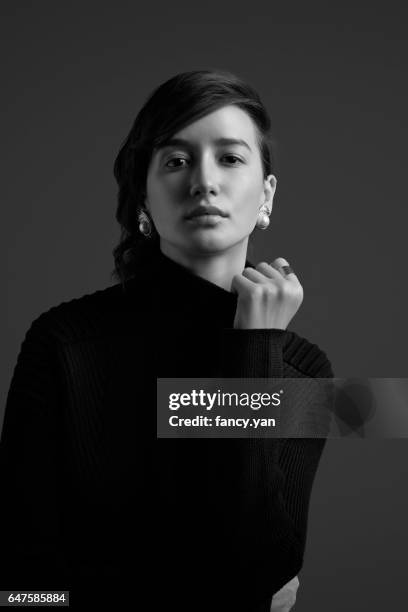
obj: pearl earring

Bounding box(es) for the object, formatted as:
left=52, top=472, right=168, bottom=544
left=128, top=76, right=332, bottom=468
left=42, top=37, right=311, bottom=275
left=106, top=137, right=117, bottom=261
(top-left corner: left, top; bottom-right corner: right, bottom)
left=256, top=204, right=270, bottom=230
left=138, top=209, right=152, bottom=237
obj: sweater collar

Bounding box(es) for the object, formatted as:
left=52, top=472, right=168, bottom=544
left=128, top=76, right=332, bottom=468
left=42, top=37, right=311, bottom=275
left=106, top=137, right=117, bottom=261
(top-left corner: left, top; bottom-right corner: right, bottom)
left=123, top=240, right=255, bottom=317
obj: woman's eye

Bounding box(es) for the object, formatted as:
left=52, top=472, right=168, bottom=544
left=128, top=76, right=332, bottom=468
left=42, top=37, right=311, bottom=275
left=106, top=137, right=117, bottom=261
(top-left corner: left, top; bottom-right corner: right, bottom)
left=166, top=157, right=188, bottom=168
left=165, top=154, right=243, bottom=169
left=222, top=154, right=243, bottom=165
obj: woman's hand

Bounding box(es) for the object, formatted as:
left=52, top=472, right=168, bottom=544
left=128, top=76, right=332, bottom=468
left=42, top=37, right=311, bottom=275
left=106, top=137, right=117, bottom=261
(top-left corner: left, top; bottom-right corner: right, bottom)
left=231, top=257, right=304, bottom=330
left=270, top=575, right=300, bottom=612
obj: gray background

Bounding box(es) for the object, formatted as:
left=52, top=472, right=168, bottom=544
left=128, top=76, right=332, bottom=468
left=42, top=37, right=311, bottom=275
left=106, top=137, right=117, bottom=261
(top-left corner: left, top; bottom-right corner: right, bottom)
left=2, top=2, right=407, bottom=609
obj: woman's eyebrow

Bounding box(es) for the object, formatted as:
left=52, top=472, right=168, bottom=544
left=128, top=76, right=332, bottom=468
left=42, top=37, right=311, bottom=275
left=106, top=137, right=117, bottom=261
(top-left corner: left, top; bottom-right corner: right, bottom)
left=157, top=137, right=252, bottom=152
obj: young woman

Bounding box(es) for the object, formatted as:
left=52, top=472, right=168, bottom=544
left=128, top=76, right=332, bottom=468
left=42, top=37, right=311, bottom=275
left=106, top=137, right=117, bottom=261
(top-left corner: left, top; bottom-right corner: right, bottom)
left=0, top=69, right=333, bottom=611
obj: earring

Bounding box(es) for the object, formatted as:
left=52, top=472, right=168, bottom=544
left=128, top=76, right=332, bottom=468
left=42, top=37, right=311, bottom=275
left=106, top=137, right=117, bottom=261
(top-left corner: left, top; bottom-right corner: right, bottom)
left=256, top=204, right=270, bottom=230
left=138, top=209, right=152, bottom=237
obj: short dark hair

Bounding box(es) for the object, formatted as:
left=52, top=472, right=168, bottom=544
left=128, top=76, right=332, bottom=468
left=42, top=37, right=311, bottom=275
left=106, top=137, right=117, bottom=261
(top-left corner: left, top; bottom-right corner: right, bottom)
left=112, top=68, right=278, bottom=284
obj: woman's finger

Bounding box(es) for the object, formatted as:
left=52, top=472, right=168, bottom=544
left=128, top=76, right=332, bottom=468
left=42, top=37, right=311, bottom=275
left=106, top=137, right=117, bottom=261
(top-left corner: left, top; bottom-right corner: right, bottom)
left=242, top=266, right=284, bottom=284
left=255, top=262, right=289, bottom=281
left=270, top=257, right=300, bottom=283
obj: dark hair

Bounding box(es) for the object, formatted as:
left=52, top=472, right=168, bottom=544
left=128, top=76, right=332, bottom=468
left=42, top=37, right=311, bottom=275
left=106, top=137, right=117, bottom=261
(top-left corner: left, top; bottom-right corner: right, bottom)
left=112, top=68, right=278, bottom=284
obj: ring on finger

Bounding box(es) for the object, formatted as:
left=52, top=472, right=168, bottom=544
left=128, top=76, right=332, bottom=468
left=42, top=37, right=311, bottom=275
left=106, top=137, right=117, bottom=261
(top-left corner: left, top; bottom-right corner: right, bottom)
left=270, top=263, right=294, bottom=276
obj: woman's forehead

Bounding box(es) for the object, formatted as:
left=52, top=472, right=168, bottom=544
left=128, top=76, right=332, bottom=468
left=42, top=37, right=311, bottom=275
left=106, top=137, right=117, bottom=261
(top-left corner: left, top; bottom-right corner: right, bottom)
left=172, top=106, right=257, bottom=141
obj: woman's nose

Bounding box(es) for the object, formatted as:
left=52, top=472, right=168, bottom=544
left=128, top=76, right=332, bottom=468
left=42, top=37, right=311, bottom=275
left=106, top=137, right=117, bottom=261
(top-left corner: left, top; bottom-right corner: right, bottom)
left=189, top=157, right=220, bottom=198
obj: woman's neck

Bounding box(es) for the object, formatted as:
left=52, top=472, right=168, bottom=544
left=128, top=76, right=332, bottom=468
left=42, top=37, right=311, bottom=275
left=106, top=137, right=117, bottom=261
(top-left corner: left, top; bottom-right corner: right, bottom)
left=159, top=240, right=248, bottom=293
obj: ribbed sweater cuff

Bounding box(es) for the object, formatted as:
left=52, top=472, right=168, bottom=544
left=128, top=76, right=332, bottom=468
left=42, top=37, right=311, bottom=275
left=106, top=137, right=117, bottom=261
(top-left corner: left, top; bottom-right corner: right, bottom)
left=219, top=328, right=288, bottom=378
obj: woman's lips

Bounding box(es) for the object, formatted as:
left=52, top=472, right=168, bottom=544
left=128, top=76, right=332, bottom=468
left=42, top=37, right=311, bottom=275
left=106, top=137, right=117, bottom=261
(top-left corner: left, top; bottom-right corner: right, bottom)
left=185, top=204, right=227, bottom=219
left=185, top=214, right=225, bottom=226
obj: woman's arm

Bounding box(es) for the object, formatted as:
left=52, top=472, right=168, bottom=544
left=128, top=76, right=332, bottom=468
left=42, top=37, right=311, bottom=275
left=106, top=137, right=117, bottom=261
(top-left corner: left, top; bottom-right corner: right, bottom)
left=0, top=314, right=69, bottom=590
left=217, top=326, right=333, bottom=609
left=214, top=327, right=300, bottom=605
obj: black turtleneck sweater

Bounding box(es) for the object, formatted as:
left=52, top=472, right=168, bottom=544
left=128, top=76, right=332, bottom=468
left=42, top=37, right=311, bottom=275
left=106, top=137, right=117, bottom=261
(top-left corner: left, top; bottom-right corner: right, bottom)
left=0, top=242, right=333, bottom=611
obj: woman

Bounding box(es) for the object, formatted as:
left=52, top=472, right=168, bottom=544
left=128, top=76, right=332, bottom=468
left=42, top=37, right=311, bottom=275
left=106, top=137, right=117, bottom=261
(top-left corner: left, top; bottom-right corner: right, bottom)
left=0, top=69, right=333, bottom=611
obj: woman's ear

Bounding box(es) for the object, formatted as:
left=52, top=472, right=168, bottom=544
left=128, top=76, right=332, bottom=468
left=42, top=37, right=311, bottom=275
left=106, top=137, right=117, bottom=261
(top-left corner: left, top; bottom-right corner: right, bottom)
left=263, top=174, right=277, bottom=212
left=143, top=192, right=150, bottom=212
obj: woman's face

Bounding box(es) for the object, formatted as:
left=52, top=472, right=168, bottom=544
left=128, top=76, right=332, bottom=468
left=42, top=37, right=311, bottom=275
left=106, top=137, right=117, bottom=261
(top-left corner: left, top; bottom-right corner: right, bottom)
left=145, top=104, right=276, bottom=257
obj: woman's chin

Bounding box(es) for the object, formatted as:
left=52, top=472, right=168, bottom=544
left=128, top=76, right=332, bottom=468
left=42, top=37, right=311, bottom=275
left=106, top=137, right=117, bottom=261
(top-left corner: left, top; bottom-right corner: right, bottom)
left=183, top=233, right=233, bottom=254
left=162, top=228, right=246, bottom=256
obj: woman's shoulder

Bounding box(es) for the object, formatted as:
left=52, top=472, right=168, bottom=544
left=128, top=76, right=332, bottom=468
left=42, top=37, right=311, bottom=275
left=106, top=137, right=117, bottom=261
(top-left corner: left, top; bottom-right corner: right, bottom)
left=282, top=329, right=334, bottom=378
left=23, top=282, right=127, bottom=346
